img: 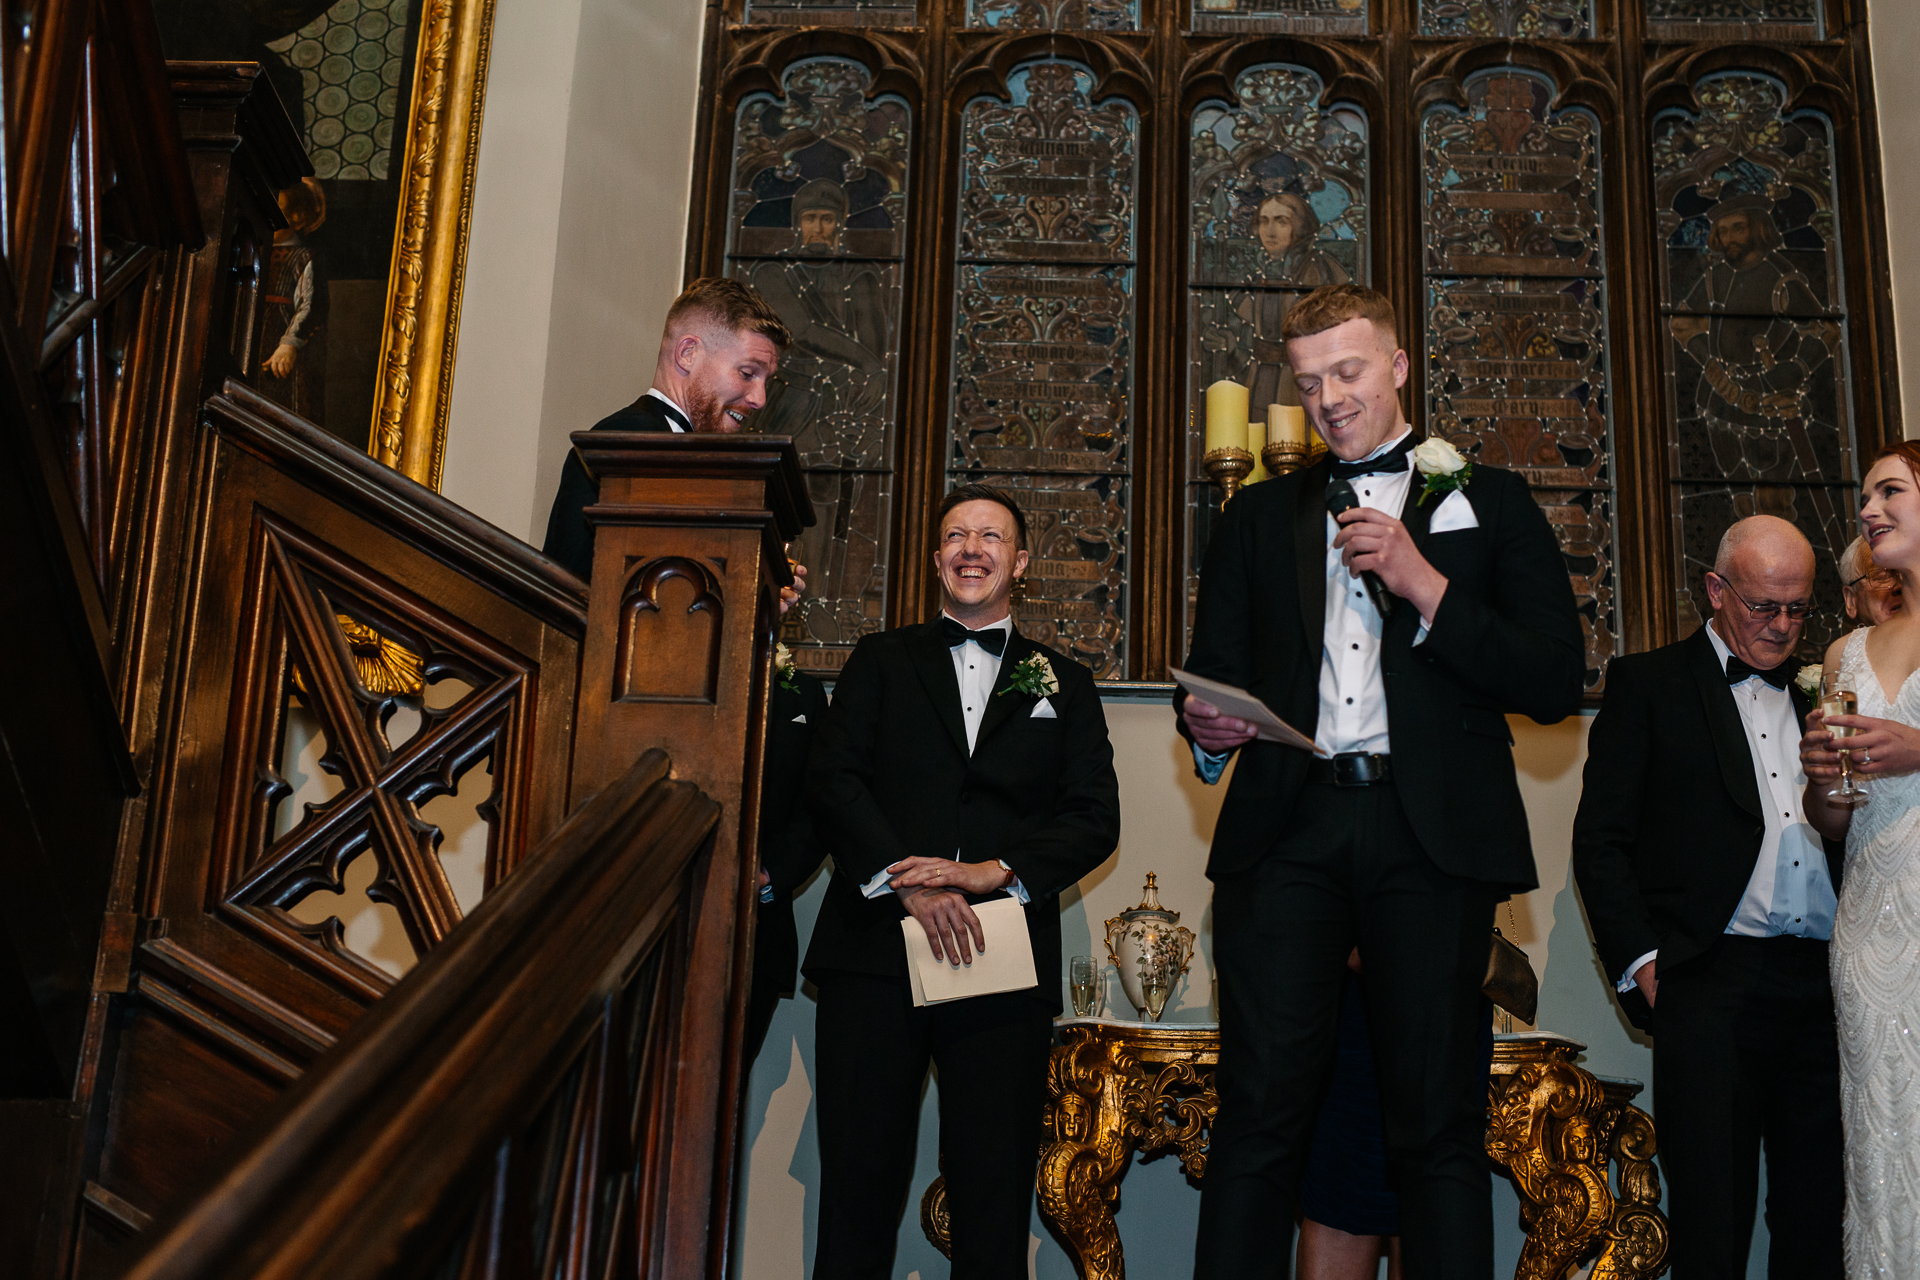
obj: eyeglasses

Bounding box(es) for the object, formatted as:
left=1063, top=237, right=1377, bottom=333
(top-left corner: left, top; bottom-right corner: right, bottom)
left=1845, top=569, right=1897, bottom=590
left=1711, top=573, right=1812, bottom=623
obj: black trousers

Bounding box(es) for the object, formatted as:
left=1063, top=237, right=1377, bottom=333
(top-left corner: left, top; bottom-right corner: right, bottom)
left=1196, top=779, right=1496, bottom=1280
left=1653, top=934, right=1842, bottom=1279
left=812, top=972, right=1053, bottom=1280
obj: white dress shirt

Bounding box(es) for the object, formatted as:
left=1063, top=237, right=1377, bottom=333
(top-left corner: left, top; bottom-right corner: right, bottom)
left=1616, top=622, right=1837, bottom=991
left=645, top=387, right=690, bottom=432
left=1195, top=428, right=1429, bottom=780
left=860, top=613, right=1027, bottom=903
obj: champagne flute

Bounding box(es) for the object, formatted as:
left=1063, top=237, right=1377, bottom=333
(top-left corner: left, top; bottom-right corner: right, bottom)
left=1141, top=961, right=1172, bottom=1022
left=1822, top=671, right=1870, bottom=809
left=1069, top=956, right=1099, bottom=1018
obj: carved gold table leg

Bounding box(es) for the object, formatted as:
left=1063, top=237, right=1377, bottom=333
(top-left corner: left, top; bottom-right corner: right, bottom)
left=1591, top=1103, right=1669, bottom=1280
left=1038, top=1032, right=1136, bottom=1279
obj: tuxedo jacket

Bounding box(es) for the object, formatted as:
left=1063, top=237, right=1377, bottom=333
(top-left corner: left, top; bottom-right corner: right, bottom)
left=1572, top=626, right=1844, bottom=1028
left=539, top=395, right=679, bottom=580
left=1180, top=457, right=1584, bottom=888
left=802, top=622, right=1121, bottom=1011
left=754, top=671, right=831, bottom=999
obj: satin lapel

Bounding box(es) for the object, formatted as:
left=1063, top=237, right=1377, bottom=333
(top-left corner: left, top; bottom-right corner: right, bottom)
left=1688, top=626, right=1763, bottom=820
left=1385, top=473, right=1439, bottom=653
left=1295, top=460, right=1330, bottom=652
left=974, top=628, right=1035, bottom=752
left=909, top=622, right=971, bottom=759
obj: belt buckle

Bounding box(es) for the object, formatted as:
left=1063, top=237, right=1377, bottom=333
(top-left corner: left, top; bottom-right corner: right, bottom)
left=1332, top=753, right=1371, bottom=787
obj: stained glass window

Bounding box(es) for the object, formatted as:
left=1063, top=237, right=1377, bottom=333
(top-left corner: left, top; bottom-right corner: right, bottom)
left=745, top=0, right=917, bottom=25
left=967, top=0, right=1137, bottom=31
left=1647, top=0, right=1821, bottom=43
left=1184, top=65, right=1368, bottom=647
left=1419, top=0, right=1590, bottom=38
left=1422, top=69, right=1618, bottom=689
left=949, top=61, right=1138, bottom=679
left=1189, top=0, right=1366, bottom=35
left=1653, top=72, right=1853, bottom=644
left=726, top=58, right=911, bottom=674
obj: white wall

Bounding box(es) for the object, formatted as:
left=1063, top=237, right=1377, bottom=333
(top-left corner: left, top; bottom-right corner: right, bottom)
left=1871, top=0, right=1920, bottom=438
left=439, top=0, right=706, bottom=542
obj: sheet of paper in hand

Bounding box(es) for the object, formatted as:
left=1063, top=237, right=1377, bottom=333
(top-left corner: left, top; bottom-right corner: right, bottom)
left=901, top=896, right=1038, bottom=1007
left=1170, top=668, right=1326, bottom=755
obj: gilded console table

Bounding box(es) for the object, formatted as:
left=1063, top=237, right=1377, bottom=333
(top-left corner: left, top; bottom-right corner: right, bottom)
left=921, top=1019, right=1669, bottom=1280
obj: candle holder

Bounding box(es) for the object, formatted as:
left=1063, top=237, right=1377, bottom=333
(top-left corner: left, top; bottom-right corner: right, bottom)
left=1261, top=437, right=1327, bottom=477
left=1203, top=446, right=1255, bottom=505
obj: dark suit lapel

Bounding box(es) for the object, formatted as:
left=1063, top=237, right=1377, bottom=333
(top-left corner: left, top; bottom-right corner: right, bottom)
left=1384, top=468, right=1439, bottom=655
left=974, top=628, right=1037, bottom=752
left=1688, top=626, right=1763, bottom=820
left=1295, top=460, right=1330, bottom=652
left=908, top=622, right=971, bottom=759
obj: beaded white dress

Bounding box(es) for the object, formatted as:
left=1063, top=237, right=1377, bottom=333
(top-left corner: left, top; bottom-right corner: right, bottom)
left=1833, top=626, right=1920, bottom=1277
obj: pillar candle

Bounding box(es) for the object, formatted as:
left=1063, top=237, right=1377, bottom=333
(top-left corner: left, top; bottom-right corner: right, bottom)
left=1204, top=380, right=1251, bottom=454
left=1269, top=403, right=1308, bottom=448
left=1246, top=425, right=1269, bottom=484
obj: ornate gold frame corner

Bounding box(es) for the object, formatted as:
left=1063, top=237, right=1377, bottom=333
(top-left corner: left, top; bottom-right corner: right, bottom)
left=370, top=0, right=497, bottom=490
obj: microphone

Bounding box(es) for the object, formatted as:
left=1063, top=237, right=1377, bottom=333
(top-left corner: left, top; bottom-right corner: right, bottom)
left=1325, top=477, right=1396, bottom=622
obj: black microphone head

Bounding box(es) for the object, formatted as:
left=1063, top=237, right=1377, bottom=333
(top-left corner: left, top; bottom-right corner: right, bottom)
left=1325, top=477, right=1360, bottom=515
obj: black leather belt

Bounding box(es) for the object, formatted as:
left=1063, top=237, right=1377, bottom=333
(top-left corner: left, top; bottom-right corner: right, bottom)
left=1307, top=752, right=1394, bottom=787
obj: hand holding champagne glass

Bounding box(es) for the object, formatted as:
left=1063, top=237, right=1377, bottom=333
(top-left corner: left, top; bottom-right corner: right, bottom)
left=1823, top=671, right=1870, bottom=808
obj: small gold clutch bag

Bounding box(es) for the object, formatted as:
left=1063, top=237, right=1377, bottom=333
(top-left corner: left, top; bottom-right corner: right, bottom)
left=1482, top=927, right=1538, bottom=1024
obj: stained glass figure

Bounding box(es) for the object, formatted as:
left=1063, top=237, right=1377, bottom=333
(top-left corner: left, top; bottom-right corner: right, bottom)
left=1184, top=65, right=1368, bottom=648
left=951, top=62, right=1138, bottom=678
left=1647, top=0, right=1820, bottom=42
left=1419, top=0, right=1590, bottom=38
left=1654, top=72, right=1852, bottom=648
left=1423, top=69, right=1618, bottom=688
left=1189, top=0, right=1366, bottom=35
left=726, top=58, right=911, bottom=672
left=966, top=0, right=1137, bottom=31
left=746, top=0, right=917, bottom=25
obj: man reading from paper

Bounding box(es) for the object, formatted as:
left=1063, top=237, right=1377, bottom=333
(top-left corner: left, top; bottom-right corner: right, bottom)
left=1178, top=284, right=1583, bottom=1279
left=804, top=483, right=1121, bottom=1279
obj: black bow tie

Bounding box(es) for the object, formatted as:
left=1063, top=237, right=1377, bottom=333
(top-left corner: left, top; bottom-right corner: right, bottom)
left=941, top=617, right=1008, bottom=657
left=1726, top=655, right=1793, bottom=690
left=1328, top=436, right=1415, bottom=481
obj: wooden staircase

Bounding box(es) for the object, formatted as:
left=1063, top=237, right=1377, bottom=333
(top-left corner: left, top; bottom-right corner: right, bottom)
left=0, top=8, right=808, bottom=1278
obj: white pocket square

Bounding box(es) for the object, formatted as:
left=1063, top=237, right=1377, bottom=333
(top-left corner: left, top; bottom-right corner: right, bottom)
left=791, top=714, right=807, bottom=723
left=1428, top=488, right=1479, bottom=534
left=1030, top=698, right=1057, bottom=719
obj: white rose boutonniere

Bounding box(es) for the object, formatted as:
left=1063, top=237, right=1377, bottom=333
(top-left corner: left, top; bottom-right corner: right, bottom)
left=774, top=641, right=799, bottom=693
left=1795, top=664, right=1824, bottom=699
left=1000, top=652, right=1059, bottom=698
left=1411, top=437, right=1473, bottom=506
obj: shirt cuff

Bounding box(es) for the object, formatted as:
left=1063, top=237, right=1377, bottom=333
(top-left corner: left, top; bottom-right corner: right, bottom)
left=1414, top=618, right=1431, bottom=646
left=1000, top=860, right=1029, bottom=904
left=1192, top=743, right=1230, bottom=785
left=860, top=867, right=894, bottom=899
left=759, top=883, right=775, bottom=904
left=1618, top=949, right=1657, bottom=994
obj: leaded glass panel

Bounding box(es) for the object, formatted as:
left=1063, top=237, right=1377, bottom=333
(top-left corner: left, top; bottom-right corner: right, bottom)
left=1422, top=70, right=1617, bottom=689
left=951, top=62, right=1138, bottom=678
left=1655, top=72, right=1853, bottom=655
left=1647, top=0, right=1820, bottom=43
left=1184, top=66, right=1369, bottom=650
left=965, top=0, right=1137, bottom=31
left=745, top=0, right=916, bottom=25
left=1190, top=0, right=1366, bottom=35
left=726, top=58, right=910, bottom=667
left=1419, top=0, right=1590, bottom=38
left=1674, top=483, right=1852, bottom=646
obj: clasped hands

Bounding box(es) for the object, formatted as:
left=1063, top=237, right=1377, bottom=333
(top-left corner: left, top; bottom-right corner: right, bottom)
left=887, top=856, right=1012, bottom=967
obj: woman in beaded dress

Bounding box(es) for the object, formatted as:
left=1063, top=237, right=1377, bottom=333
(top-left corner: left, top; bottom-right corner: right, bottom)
left=1802, top=440, right=1920, bottom=1277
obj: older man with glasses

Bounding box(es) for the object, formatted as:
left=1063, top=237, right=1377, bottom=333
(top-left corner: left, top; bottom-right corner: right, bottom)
left=1572, top=514, right=1844, bottom=1279
left=1839, top=534, right=1902, bottom=626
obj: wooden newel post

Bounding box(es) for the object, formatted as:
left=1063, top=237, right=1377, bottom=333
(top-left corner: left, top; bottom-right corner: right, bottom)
left=567, top=430, right=813, bottom=1276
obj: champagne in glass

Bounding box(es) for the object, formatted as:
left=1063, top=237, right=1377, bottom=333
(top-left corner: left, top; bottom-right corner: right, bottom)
left=1141, top=965, right=1172, bottom=1022
left=1069, top=956, right=1099, bottom=1018
left=1822, top=671, right=1870, bottom=808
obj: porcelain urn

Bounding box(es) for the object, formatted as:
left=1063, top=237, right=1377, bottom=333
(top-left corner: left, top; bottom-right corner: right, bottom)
left=1103, top=874, right=1196, bottom=1021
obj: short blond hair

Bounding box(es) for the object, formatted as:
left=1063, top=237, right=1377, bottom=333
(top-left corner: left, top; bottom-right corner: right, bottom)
left=664, top=277, right=791, bottom=350
left=1280, top=283, right=1396, bottom=343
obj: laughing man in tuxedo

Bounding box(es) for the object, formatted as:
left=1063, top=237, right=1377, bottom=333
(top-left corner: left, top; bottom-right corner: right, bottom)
left=1178, top=284, right=1583, bottom=1278
left=1572, top=515, right=1842, bottom=1277
left=803, top=483, right=1121, bottom=1278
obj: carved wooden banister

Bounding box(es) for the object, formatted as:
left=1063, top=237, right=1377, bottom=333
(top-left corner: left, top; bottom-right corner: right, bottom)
left=120, top=747, right=721, bottom=1280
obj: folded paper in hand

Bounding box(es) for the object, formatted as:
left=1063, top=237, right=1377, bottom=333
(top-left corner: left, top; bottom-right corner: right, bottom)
left=1170, top=668, right=1324, bottom=755
left=901, top=896, right=1038, bottom=1007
